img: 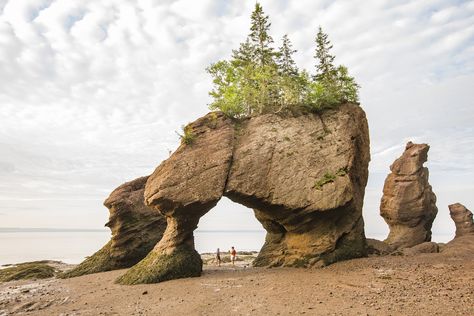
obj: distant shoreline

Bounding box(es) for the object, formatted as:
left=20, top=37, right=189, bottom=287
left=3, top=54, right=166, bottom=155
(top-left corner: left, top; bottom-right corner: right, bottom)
left=0, top=227, right=108, bottom=233
left=0, top=227, right=266, bottom=234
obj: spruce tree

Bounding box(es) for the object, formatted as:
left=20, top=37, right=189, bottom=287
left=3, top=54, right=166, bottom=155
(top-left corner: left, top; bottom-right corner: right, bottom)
left=231, top=38, right=255, bottom=67
left=314, top=26, right=336, bottom=82
left=276, top=34, right=302, bottom=107
left=249, top=3, right=275, bottom=67
left=206, top=6, right=361, bottom=118
left=277, top=34, right=298, bottom=76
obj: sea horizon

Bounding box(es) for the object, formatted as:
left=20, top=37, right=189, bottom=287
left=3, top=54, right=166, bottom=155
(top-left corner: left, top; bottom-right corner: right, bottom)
left=0, top=227, right=455, bottom=266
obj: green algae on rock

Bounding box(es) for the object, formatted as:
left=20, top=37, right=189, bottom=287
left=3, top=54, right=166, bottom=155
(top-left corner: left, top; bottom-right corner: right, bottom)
left=0, top=262, right=56, bottom=282
left=116, top=245, right=202, bottom=285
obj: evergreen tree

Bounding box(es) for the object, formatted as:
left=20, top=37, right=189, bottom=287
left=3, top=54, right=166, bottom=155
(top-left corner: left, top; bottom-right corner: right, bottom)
left=276, top=34, right=302, bottom=107
left=314, top=26, right=336, bottom=82
left=231, top=37, right=255, bottom=67
left=206, top=6, right=360, bottom=118
left=335, top=65, right=360, bottom=103
left=277, top=34, right=298, bottom=76
left=249, top=3, right=275, bottom=67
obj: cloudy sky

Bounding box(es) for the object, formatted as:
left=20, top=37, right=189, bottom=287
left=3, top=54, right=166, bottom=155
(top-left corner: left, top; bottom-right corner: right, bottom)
left=0, top=0, right=473, bottom=241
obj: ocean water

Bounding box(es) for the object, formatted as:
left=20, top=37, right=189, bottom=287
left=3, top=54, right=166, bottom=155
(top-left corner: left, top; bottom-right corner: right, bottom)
left=0, top=229, right=454, bottom=266
left=0, top=229, right=266, bottom=266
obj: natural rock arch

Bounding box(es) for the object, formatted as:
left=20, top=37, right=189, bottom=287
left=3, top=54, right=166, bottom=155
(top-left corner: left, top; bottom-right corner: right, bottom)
left=117, top=103, right=371, bottom=285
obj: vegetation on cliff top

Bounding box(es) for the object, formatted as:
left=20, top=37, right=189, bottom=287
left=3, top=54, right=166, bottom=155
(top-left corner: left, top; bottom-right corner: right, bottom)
left=207, top=3, right=359, bottom=118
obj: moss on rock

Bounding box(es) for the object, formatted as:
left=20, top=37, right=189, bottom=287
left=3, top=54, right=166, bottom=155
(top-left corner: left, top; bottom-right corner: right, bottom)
left=0, top=262, right=56, bottom=282
left=115, top=245, right=202, bottom=285
left=59, top=241, right=115, bottom=279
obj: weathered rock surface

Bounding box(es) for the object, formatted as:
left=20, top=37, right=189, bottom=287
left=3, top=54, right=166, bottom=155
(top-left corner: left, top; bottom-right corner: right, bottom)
left=448, top=203, right=474, bottom=238
left=62, top=176, right=166, bottom=278
left=380, top=142, right=438, bottom=250
left=442, top=235, right=474, bottom=256
left=118, top=104, right=371, bottom=284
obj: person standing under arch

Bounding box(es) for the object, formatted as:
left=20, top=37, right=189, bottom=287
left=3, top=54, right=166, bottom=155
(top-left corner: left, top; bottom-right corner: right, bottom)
left=230, top=246, right=237, bottom=266
left=215, top=248, right=221, bottom=266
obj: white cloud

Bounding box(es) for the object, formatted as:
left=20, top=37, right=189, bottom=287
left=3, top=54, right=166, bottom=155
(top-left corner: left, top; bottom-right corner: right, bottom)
left=0, top=0, right=472, bottom=240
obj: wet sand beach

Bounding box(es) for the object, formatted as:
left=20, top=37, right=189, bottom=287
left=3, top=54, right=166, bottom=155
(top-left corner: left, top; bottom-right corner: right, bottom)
left=1, top=250, right=472, bottom=316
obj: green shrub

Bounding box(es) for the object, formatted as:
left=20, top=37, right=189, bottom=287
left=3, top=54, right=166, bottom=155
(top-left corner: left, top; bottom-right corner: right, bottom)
left=313, top=167, right=348, bottom=190
left=176, top=124, right=195, bottom=145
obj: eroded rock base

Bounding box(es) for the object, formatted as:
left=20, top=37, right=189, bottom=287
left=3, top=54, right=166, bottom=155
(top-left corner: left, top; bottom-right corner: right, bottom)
left=116, top=245, right=202, bottom=285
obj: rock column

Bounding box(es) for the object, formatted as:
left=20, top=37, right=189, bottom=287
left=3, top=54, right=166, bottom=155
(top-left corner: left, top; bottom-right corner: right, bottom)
left=380, top=142, right=438, bottom=249
left=449, top=203, right=474, bottom=238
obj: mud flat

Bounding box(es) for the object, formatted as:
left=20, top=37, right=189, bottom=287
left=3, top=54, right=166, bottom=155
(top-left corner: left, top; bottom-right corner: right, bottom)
left=0, top=247, right=473, bottom=316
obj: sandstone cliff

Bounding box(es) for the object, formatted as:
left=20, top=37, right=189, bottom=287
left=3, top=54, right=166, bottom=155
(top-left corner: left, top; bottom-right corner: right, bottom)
left=62, top=176, right=167, bottom=278
left=117, top=104, right=370, bottom=285
left=380, top=142, right=438, bottom=249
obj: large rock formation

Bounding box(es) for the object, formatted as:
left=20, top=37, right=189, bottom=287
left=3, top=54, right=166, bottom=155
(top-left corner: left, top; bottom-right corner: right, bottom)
left=62, top=176, right=167, bottom=278
left=448, top=203, right=474, bottom=238
left=117, top=104, right=370, bottom=285
left=380, top=142, right=438, bottom=249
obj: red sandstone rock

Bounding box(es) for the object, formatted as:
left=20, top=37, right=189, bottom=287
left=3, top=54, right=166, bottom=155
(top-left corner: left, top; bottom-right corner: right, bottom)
left=118, top=104, right=371, bottom=284
left=380, top=142, right=438, bottom=249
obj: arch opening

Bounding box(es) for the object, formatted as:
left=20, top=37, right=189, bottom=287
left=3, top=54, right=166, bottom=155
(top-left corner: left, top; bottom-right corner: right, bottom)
left=195, top=197, right=266, bottom=266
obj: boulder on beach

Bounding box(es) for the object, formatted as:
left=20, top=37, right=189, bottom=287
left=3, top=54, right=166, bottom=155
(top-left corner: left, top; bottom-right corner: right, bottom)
left=448, top=203, right=474, bottom=238
left=380, top=142, right=438, bottom=250
left=61, top=176, right=167, bottom=278
left=366, top=238, right=394, bottom=256
left=441, top=203, right=474, bottom=256
left=117, top=103, right=371, bottom=285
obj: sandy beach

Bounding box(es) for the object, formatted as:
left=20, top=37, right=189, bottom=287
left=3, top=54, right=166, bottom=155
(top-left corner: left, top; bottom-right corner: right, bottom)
left=1, top=249, right=472, bottom=316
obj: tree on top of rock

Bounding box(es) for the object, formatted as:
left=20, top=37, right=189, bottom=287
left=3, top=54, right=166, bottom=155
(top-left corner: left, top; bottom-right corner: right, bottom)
left=206, top=3, right=360, bottom=118
left=277, top=34, right=298, bottom=76
left=249, top=3, right=275, bottom=67
left=314, top=26, right=336, bottom=82
left=311, top=26, right=360, bottom=108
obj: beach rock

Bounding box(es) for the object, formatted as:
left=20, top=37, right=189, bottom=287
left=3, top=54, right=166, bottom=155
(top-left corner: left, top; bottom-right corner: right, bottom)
left=62, top=176, right=166, bottom=278
left=448, top=203, right=474, bottom=238
left=442, top=235, right=474, bottom=256
left=380, top=142, right=438, bottom=250
left=366, top=239, right=393, bottom=256
left=401, top=242, right=439, bottom=256
left=117, top=104, right=370, bottom=284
